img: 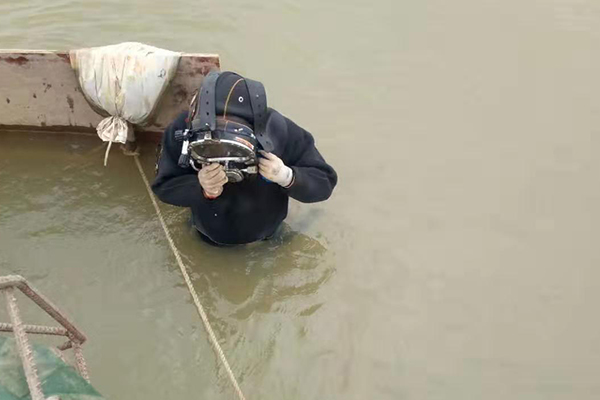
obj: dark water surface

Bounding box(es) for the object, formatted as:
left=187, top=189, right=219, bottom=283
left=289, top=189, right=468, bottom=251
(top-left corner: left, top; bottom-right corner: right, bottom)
left=1, top=0, right=600, bottom=399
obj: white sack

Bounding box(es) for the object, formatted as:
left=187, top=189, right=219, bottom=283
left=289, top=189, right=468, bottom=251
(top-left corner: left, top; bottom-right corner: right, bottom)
left=70, top=42, right=181, bottom=164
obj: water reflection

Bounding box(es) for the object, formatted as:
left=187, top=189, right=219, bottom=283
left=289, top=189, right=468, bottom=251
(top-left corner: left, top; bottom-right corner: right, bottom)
left=162, top=215, right=335, bottom=394
left=178, top=220, right=334, bottom=320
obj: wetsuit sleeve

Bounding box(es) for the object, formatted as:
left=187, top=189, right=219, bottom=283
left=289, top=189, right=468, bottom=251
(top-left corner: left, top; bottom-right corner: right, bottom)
left=151, top=112, right=205, bottom=207
left=281, top=117, right=338, bottom=203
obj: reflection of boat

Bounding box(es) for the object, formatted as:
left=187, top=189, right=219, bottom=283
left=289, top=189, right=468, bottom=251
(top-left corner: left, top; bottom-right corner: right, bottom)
left=0, top=275, right=103, bottom=400
left=0, top=49, right=220, bottom=142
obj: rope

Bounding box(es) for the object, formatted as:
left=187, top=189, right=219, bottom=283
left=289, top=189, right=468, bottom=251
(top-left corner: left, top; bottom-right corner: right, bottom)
left=134, top=155, right=247, bottom=400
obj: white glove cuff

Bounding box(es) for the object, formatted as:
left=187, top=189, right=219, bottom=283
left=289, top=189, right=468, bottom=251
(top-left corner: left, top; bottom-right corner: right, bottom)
left=276, top=165, right=294, bottom=187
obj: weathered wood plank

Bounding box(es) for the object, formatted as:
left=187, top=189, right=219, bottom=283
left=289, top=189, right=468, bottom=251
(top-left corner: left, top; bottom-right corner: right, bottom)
left=0, top=50, right=220, bottom=139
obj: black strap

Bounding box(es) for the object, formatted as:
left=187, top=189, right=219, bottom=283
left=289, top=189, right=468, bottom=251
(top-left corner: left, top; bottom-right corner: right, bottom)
left=192, top=71, right=220, bottom=131
left=246, top=78, right=273, bottom=151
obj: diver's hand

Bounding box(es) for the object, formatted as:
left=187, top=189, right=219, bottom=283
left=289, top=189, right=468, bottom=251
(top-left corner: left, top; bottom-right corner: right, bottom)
left=198, top=163, right=227, bottom=199
left=258, top=151, right=294, bottom=187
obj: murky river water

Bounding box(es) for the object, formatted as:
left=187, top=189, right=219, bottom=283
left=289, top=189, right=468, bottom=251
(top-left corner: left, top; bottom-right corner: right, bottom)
left=1, top=0, right=600, bottom=399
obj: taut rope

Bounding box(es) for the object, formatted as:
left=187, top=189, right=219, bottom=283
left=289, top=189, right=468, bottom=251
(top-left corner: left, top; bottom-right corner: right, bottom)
left=134, top=155, right=247, bottom=400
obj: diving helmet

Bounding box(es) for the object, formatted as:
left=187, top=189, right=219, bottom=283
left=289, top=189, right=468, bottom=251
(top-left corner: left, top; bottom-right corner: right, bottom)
left=174, top=71, right=273, bottom=183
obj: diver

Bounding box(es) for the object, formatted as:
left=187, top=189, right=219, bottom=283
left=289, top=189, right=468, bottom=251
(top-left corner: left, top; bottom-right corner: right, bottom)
left=152, top=71, right=337, bottom=246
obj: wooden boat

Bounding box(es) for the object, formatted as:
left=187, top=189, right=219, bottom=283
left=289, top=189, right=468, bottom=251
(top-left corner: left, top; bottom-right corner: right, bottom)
left=0, top=49, right=220, bottom=142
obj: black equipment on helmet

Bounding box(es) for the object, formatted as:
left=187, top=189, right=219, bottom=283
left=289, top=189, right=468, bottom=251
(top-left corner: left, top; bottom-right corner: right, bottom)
left=174, top=71, right=273, bottom=183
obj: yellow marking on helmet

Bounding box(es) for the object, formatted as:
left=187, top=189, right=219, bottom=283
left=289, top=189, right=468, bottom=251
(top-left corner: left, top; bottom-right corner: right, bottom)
left=223, top=78, right=245, bottom=119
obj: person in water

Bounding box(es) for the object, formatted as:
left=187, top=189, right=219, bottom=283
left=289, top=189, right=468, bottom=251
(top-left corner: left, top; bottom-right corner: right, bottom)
left=152, top=71, right=337, bottom=246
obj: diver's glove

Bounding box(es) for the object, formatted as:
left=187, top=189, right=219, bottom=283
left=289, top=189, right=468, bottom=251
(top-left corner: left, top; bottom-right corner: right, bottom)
left=258, top=150, right=294, bottom=188
left=198, top=163, right=228, bottom=199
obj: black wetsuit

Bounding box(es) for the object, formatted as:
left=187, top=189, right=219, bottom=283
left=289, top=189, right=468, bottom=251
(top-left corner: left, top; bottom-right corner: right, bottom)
left=152, top=110, right=337, bottom=245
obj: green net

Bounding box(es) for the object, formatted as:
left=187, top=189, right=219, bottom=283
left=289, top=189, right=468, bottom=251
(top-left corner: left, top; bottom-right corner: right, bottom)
left=0, top=336, right=105, bottom=400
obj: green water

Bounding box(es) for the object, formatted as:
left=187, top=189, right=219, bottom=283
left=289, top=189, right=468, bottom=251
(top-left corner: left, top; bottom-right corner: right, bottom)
left=1, top=0, right=600, bottom=399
